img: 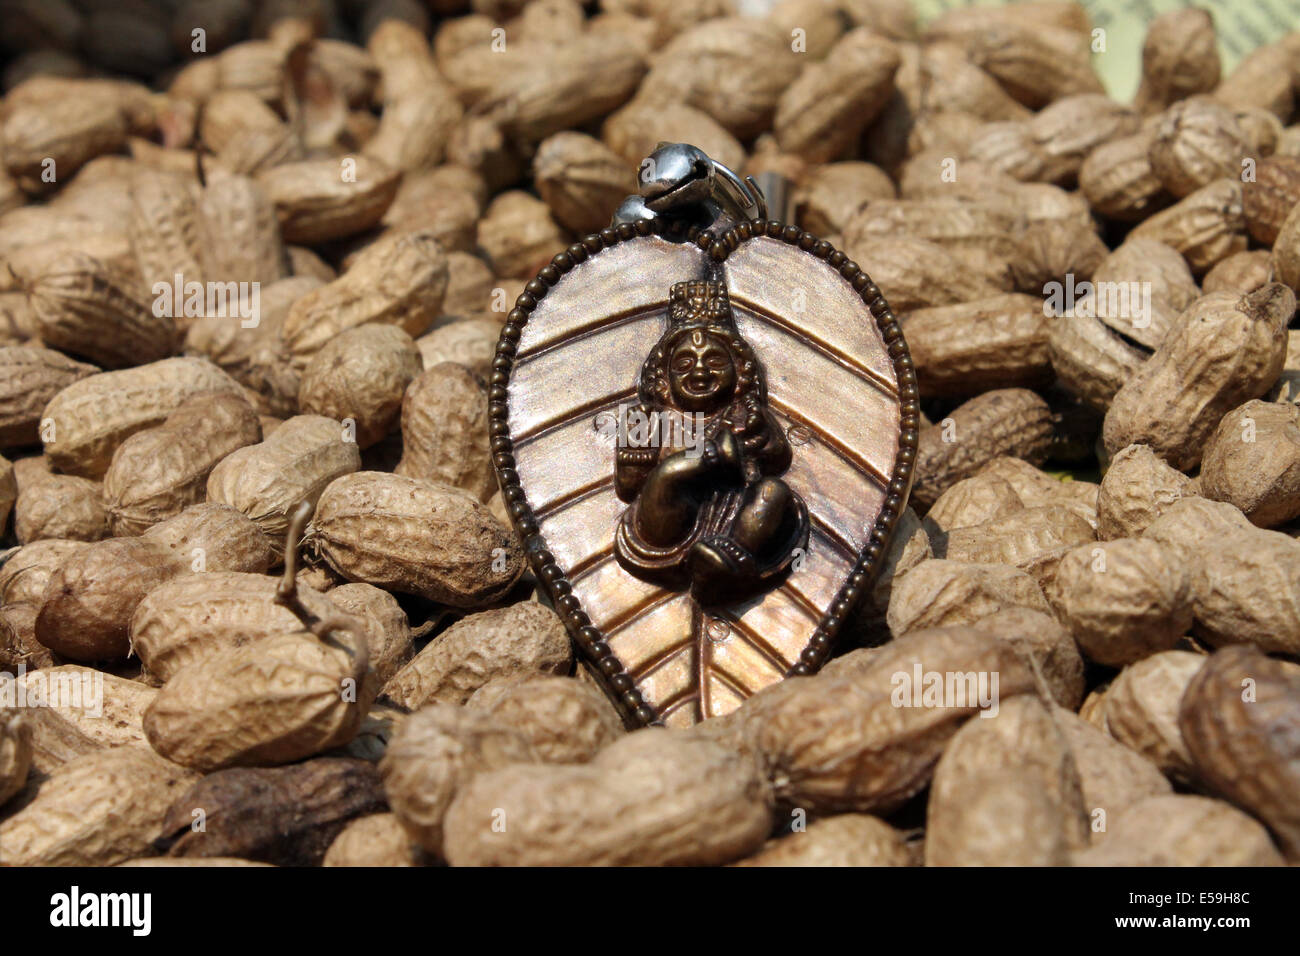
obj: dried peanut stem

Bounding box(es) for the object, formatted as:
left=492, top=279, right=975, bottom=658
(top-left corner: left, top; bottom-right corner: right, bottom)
left=276, top=500, right=370, bottom=680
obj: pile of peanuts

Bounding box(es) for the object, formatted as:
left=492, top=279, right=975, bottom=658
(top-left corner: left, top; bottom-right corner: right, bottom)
left=0, top=0, right=1298, bottom=867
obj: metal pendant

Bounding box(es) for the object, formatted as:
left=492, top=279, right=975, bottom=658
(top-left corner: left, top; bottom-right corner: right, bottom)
left=491, top=144, right=918, bottom=727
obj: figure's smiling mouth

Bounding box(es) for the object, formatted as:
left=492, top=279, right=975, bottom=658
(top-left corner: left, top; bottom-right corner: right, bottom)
left=680, top=377, right=717, bottom=395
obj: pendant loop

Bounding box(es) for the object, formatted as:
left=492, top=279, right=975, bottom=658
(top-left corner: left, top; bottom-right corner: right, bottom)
left=611, top=142, right=772, bottom=232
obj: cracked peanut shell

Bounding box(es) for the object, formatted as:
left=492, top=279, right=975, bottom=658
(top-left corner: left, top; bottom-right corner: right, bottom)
left=1102, top=285, right=1293, bottom=470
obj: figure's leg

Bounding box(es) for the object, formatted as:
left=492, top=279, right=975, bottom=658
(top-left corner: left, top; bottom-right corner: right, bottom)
left=635, top=455, right=707, bottom=546
left=688, top=478, right=800, bottom=604
left=733, top=478, right=797, bottom=558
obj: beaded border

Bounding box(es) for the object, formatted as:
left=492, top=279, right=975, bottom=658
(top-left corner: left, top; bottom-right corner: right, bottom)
left=489, top=217, right=920, bottom=728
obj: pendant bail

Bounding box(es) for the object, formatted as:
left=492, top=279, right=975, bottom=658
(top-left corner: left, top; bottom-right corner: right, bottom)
left=611, top=142, right=778, bottom=232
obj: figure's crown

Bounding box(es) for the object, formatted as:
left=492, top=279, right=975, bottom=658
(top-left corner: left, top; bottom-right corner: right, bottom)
left=668, top=280, right=733, bottom=329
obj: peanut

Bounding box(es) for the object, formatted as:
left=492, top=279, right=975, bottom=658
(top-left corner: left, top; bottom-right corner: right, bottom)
left=1102, top=285, right=1293, bottom=470
left=1047, top=538, right=1191, bottom=666
left=155, top=758, right=385, bottom=866
left=1199, top=400, right=1300, bottom=527
left=1179, top=645, right=1300, bottom=860
left=206, top=414, right=361, bottom=549
left=323, top=813, right=420, bottom=868
left=381, top=704, right=538, bottom=856
left=306, top=471, right=524, bottom=606
left=466, top=675, right=624, bottom=763
left=102, top=391, right=262, bottom=536
left=383, top=601, right=570, bottom=710
left=0, top=746, right=197, bottom=866
left=734, top=813, right=913, bottom=867
left=40, top=356, right=245, bottom=479
left=394, top=362, right=493, bottom=501
left=0, top=346, right=97, bottom=449
left=1073, top=794, right=1283, bottom=866
left=442, top=729, right=772, bottom=866
left=297, top=323, right=423, bottom=449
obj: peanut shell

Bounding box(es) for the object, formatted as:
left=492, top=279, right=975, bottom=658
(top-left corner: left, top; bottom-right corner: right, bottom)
left=1199, top=400, right=1300, bottom=527
left=383, top=601, right=570, bottom=710
left=40, top=356, right=244, bottom=479
left=323, top=813, right=420, bottom=867
left=466, top=675, right=623, bottom=764
left=282, top=228, right=448, bottom=364
left=886, top=558, right=1049, bottom=635
left=734, top=814, right=913, bottom=867
left=442, top=728, right=772, bottom=866
left=0, top=346, right=97, bottom=449
left=1191, top=526, right=1300, bottom=656
left=1047, top=537, right=1191, bottom=666
left=1073, top=793, right=1283, bottom=866
left=925, top=696, right=1088, bottom=865
left=307, top=472, right=524, bottom=606
left=256, top=155, right=399, bottom=244
left=156, top=758, right=385, bottom=866
left=1052, top=706, right=1171, bottom=844
left=206, top=414, right=361, bottom=550
left=1096, top=443, right=1192, bottom=539
left=144, top=627, right=378, bottom=771
left=0, top=745, right=197, bottom=866
left=381, top=703, right=539, bottom=857
left=912, top=388, right=1053, bottom=509
left=1102, top=285, right=1293, bottom=470
left=28, top=251, right=179, bottom=370
left=1104, top=649, right=1205, bottom=780
left=102, top=391, right=261, bottom=536
left=1178, top=645, right=1300, bottom=860
left=297, top=323, right=423, bottom=449
left=1134, top=8, right=1220, bottom=115
left=12, top=456, right=108, bottom=543
left=395, top=362, right=493, bottom=501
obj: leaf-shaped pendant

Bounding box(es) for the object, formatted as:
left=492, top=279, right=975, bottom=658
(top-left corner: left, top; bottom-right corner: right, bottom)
left=491, top=149, right=918, bottom=727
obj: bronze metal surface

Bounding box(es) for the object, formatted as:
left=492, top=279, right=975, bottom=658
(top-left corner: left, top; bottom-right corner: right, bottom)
left=493, top=218, right=918, bottom=727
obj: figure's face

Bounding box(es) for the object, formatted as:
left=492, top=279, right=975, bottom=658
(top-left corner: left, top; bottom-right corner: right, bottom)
left=668, top=330, right=736, bottom=412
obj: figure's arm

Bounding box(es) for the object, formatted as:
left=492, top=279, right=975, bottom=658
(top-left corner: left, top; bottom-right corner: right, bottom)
left=754, top=411, right=792, bottom=474
left=615, top=447, right=658, bottom=502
